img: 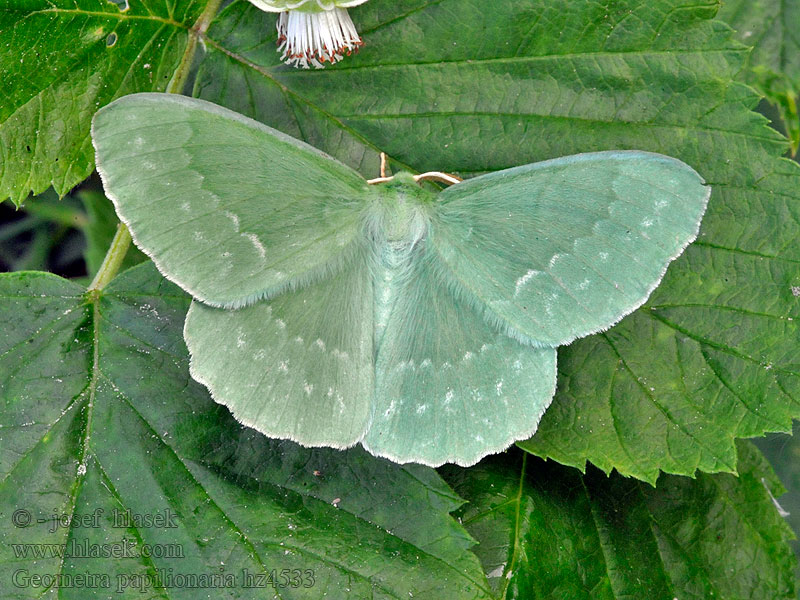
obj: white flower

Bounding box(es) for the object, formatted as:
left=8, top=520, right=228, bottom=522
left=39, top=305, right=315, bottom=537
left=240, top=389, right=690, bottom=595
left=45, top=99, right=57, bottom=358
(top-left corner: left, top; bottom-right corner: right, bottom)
left=247, top=0, right=369, bottom=69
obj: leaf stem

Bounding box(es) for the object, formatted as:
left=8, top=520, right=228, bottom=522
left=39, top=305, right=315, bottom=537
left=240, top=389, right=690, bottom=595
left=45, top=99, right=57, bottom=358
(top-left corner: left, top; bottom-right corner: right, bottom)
left=88, top=222, right=131, bottom=291
left=785, top=92, right=798, bottom=158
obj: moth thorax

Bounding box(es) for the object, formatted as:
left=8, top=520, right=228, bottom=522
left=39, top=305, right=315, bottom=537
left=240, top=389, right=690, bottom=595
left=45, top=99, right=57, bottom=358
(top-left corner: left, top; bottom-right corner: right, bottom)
left=383, top=204, right=427, bottom=243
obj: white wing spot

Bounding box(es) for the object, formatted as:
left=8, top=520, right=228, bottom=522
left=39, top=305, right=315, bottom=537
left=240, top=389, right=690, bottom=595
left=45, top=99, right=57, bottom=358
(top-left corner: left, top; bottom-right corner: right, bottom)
left=444, top=389, right=454, bottom=405
left=246, top=233, right=267, bottom=258
left=180, top=201, right=191, bottom=212
left=275, top=318, right=286, bottom=329
left=548, top=253, right=561, bottom=268
left=578, top=278, right=591, bottom=290
left=193, top=231, right=204, bottom=242
left=384, top=400, right=397, bottom=418
left=416, top=404, right=428, bottom=415
left=791, top=286, right=800, bottom=297
left=641, top=218, right=653, bottom=228
left=315, top=339, right=326, bottom=351
left=514, top=269, right=542, bottom=296
left=225, top=211, right=240, bottom=230
left=475, top=435, right=484, bottom=443
left=496, top=380, right=504, bottom=396
left=236, top=334, right=246, bottom=348
left=513, top=360, right=522, bottom=371
left=327, top=387, right=334, bottom=397
left=303, top=382, right=314, bottom=395
left=294, top=336, right=304, bottom=344
left=420, top=358, right=432, bottom=368
left=278, top=361, right=289, bottom=373
left=463, top=351, right=473, bottom=361
left=599, top=251, right=609, bottom=261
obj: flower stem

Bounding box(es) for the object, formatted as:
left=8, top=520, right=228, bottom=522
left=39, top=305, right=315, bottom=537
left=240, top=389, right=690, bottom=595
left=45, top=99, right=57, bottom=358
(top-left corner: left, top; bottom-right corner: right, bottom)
left=167, top=0, right=224, bottom=93
left=89, top=0, right=223, bottom=289
left=88, top=222, right=132, bottom=292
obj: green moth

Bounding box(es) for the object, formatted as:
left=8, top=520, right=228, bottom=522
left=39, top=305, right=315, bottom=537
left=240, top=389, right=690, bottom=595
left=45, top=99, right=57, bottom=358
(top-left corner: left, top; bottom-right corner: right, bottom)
left=91, top=93, right=709, bottom=467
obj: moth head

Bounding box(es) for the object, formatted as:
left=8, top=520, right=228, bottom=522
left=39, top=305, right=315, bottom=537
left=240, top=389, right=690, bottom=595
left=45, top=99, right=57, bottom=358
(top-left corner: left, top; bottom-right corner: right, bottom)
left=363, top=173, right=436, bottom=243
left=375, top=172, right=438, bottom=203
left=376, top=171, right=417, bottom=188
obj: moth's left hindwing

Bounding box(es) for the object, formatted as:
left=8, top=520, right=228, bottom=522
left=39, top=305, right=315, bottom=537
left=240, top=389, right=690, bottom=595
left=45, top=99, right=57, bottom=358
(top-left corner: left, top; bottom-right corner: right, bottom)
left=364, top=240, right=558, bottom=467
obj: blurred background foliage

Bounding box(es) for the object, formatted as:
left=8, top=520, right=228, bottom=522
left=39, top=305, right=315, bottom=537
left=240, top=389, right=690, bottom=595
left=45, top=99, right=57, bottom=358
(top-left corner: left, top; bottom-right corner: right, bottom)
left=756, top=422, right=800, bottom=557
left=0, top=177, right=145, bottom=280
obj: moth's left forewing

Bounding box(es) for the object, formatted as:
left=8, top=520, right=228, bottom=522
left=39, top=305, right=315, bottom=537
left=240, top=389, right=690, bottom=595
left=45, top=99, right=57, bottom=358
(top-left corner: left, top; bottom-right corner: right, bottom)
left=430, top=151, right=710, bottom=347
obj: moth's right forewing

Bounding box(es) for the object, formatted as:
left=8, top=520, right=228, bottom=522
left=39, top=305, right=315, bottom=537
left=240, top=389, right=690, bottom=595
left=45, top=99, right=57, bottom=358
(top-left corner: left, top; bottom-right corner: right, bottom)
left=92, top=93, right=374, bottom=308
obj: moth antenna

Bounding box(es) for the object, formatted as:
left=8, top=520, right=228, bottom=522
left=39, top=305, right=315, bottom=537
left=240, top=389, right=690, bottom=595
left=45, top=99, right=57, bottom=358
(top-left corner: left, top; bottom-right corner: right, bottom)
left=366, top=175, right=394, bottom=184
left=380, top=152, right=387, bottom=178
left=414, top=172, right=463, bottom=185
left=367, top=170, right=463, bottom=186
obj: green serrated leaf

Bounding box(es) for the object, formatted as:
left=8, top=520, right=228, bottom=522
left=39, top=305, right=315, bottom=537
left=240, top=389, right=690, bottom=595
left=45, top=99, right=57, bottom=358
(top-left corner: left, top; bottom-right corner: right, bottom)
left=0, top=0, right=213, bottom=207
left=717, top=0, right=800, bottom=154
left=193, top=0, right=800, bottom=482
left=442, top=444, right=796, bottom=600
left=0, top=263, right=492, bottom=599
